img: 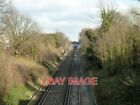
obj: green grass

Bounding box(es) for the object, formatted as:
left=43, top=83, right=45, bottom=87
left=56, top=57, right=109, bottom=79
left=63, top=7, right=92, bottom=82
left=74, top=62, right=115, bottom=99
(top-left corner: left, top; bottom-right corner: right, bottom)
left=4, top=84, right=31, bottom=105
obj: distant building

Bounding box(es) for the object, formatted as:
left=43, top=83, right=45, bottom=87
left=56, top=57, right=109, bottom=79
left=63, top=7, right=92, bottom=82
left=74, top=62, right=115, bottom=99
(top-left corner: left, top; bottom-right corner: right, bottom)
left=71, top=41, right=80, bottom=49
left=0, top=35, right=9, bottom=49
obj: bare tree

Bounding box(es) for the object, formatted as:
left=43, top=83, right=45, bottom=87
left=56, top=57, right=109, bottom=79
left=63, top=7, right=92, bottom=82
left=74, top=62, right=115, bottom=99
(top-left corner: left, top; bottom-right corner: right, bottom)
left=1, top=8, right=39, bottom=56
left=0, top=0, right=10, bottom=14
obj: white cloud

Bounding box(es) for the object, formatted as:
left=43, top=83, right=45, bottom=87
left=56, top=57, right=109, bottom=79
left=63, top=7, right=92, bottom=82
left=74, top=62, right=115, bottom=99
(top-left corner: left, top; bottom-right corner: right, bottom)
left=12, top=0, right=140, bottom=41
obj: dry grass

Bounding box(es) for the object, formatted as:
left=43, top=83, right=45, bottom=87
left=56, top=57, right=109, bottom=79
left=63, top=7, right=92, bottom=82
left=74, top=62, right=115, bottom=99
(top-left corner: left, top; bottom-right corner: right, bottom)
left=0, top=55, right=20, bottom=100
left=0, top=55, right=49, bottom=102
left=0, top=3, right=70, bottom=104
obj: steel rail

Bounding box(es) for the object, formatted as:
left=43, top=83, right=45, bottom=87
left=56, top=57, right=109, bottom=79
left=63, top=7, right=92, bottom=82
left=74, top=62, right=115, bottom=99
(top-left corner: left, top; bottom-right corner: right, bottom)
left=37, top=52, right=72, bottom=105
left=63, top=51, right=75, bottom=105
left=38, top=51, right=74, bottom=105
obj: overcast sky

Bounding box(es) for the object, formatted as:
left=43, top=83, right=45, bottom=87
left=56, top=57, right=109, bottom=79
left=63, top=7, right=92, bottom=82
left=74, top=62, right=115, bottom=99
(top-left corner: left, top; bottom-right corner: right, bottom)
left=12, top=0, right=140, bottom=41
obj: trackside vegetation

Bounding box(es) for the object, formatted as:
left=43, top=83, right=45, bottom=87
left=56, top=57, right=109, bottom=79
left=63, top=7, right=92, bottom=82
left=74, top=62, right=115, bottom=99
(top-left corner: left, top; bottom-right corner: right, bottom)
left=0, top=0, right=70, bottom=104
left=80, top=8, right=140, bottom=105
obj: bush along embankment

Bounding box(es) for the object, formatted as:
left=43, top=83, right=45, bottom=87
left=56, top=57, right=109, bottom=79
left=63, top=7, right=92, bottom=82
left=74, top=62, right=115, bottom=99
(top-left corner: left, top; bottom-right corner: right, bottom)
left=79, top=8, right=140, bottom=105
left=0, top=3, right=70, bottom=105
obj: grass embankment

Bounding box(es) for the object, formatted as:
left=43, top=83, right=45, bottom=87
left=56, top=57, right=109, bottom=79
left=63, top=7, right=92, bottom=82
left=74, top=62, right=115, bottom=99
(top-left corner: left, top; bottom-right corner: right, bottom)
left=83, top=57, right=140, bottom=105
left=80, top=8, right=140, bottom=105
left=0, top=1, right=70, bottom=104
left=0, top=56, right=53, bottom=105
left=4, top=84, right=30, bottom=105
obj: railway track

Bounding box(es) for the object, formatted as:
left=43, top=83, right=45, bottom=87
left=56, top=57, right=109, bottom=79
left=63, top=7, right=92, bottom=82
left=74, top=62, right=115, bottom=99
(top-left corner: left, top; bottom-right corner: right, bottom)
left=37, top=51, right=74, bottom=105
left=37, top=49, right=97, bottom=105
